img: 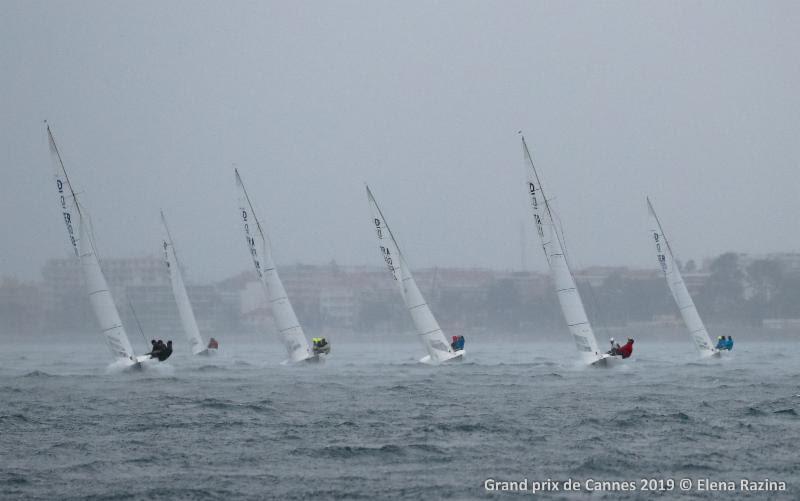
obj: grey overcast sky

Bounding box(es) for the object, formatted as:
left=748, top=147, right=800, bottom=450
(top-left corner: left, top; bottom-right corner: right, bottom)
left=1, top=1, right=798, bottom=283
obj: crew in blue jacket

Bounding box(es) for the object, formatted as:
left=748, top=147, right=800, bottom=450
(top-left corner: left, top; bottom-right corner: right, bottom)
left=724, top=336, right=734, bottom=351
left=715, top=336, right=726, bottom=350
left=450, top=335, right=465, bottom=351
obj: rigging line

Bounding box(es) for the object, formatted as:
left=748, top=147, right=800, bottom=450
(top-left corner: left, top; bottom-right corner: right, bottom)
left=584, top=279, right=610, bottom=337
left=127, top=297, right=148, bottom=350
left=160, top=210, right=182, bottom=270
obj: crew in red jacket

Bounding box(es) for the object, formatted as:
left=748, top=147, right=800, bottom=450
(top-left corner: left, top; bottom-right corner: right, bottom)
left=617, top=338, right=634, bottom=359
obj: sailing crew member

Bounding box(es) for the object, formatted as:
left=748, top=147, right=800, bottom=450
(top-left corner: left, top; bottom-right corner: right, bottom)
left=312, top=337, right=330, bottom=355
left=724, top=336, right=734, bottom=351
left=208, top=337, right=219, bottom=350
left=146, top=339, right=158, bottom=356
left=608, top=337, right=621, bottom=356
left=155, top=340, right=173, bottom=362
left=451, top=336, right=465, bottom=351
left=617, top=338, right=634, bottom=359
left=715, top=336, right=726, bottom=350
left=149, top=340, right=165, bottom=359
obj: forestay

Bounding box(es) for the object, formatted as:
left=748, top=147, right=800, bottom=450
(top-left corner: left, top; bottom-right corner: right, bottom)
left=48, top=125, right=135, bottom=361
left=161, top=211, right=206, bottom=355
left=521, top=136, right=603, bottom=364
left=235, top=169, right=310, bottom=363
left=647, top=198, right=716, bottom=356
left=366, top=185, right=454, bottom=362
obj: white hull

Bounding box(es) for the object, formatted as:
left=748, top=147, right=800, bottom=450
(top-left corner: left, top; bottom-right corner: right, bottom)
left=194, top=348, right=218, bottom=357
left=108, top=355, right=159, bottom=372
left=281, top=353, right=327, bottom=365
left=589, top=354, right=625, bottom=368
left=419, top=350, right=465, bottom=365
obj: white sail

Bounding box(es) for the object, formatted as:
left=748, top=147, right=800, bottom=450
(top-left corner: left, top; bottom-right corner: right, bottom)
left=48, top=125, right=135, bottom=361
left=366, top=185, right=455, bottom=363
left=235, top=169, right=311, bottom=363
left=647, top=198, right=717, bottom=356
left=161, top=211, right=206, bottom=355
left=521, top=136, right=603, bottom=364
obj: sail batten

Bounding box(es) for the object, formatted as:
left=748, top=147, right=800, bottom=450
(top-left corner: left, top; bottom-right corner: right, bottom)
left=48, top=125, right=135, bottom=361
left=161, top=212, right=206, bottom=355
left=366, top=185, right=455, bottom=362
left=521, top=136, right=603, bottom=364
left=236, top=169, right=310, bottom=362
left=647, top=198, right=716, bottom=356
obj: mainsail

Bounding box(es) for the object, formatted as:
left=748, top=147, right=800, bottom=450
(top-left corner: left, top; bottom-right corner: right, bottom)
left=47, top=124, right=135, bottom=361
left=161, top=211, right=206, bottom=355
left=235, top=169, right=310, bottom=362
left=647, top=197, right=716, bottom=356
left=521, top=136, right=602, bottom=364
left=366, top=185, right=454, bottom=362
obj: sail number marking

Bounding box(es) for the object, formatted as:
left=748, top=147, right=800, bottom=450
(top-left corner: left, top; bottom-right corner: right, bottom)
left=162, top=241, right=171, bottom=269
left=241, top=210, right=263, bottom=278
left=653, top=233, right=667, bottom=272
left=56, top=179, right=78, bottom=255
left=373, top=218, right=398, bottom=279
left=528, top=183, right=544, bottom=238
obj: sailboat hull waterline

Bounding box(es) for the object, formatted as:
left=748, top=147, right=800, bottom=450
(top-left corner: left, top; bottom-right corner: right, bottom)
left=589, top=354, right=625, bottom=367
left=420, top=349, right=465, bottom=365
left=107, top=354, right=160, bottom=372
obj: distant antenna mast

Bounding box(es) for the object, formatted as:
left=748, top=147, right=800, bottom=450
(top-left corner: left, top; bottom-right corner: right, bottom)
left=519, top=221, right=527, bottom=271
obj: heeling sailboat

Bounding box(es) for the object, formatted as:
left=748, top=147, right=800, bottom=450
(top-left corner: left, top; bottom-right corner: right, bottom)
left=647, top=197, right=719, bottom=358
left=366, top=185, right=463, bottom=364
left=520, top=135, right=617, bottom=367
left=235, top=169, right=320, bottom=364
left=161, top=211, right=213, bottom=356
left=47, top=124, right=151, bottom=369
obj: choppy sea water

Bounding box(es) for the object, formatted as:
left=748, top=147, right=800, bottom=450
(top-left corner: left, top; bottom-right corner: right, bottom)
left=1, top=334, right=799, bottom=500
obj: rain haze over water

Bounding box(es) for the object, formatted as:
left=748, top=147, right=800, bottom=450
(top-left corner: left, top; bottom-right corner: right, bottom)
left=1, top=1, right=800, bottom=499
left=1, top=1, right=799, bottom=282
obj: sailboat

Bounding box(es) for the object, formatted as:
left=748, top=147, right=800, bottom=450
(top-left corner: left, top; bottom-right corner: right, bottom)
left=647, top=197, right=719, bottom=357
left=235, top=169, right=323, bottom=364
left=161, top=211, right=215, bottom=356
left=366, top=185, right=464, bottom=364
left=520, top=135, right=619, bottom=366
left=47, top=124, right=153, bottom=369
